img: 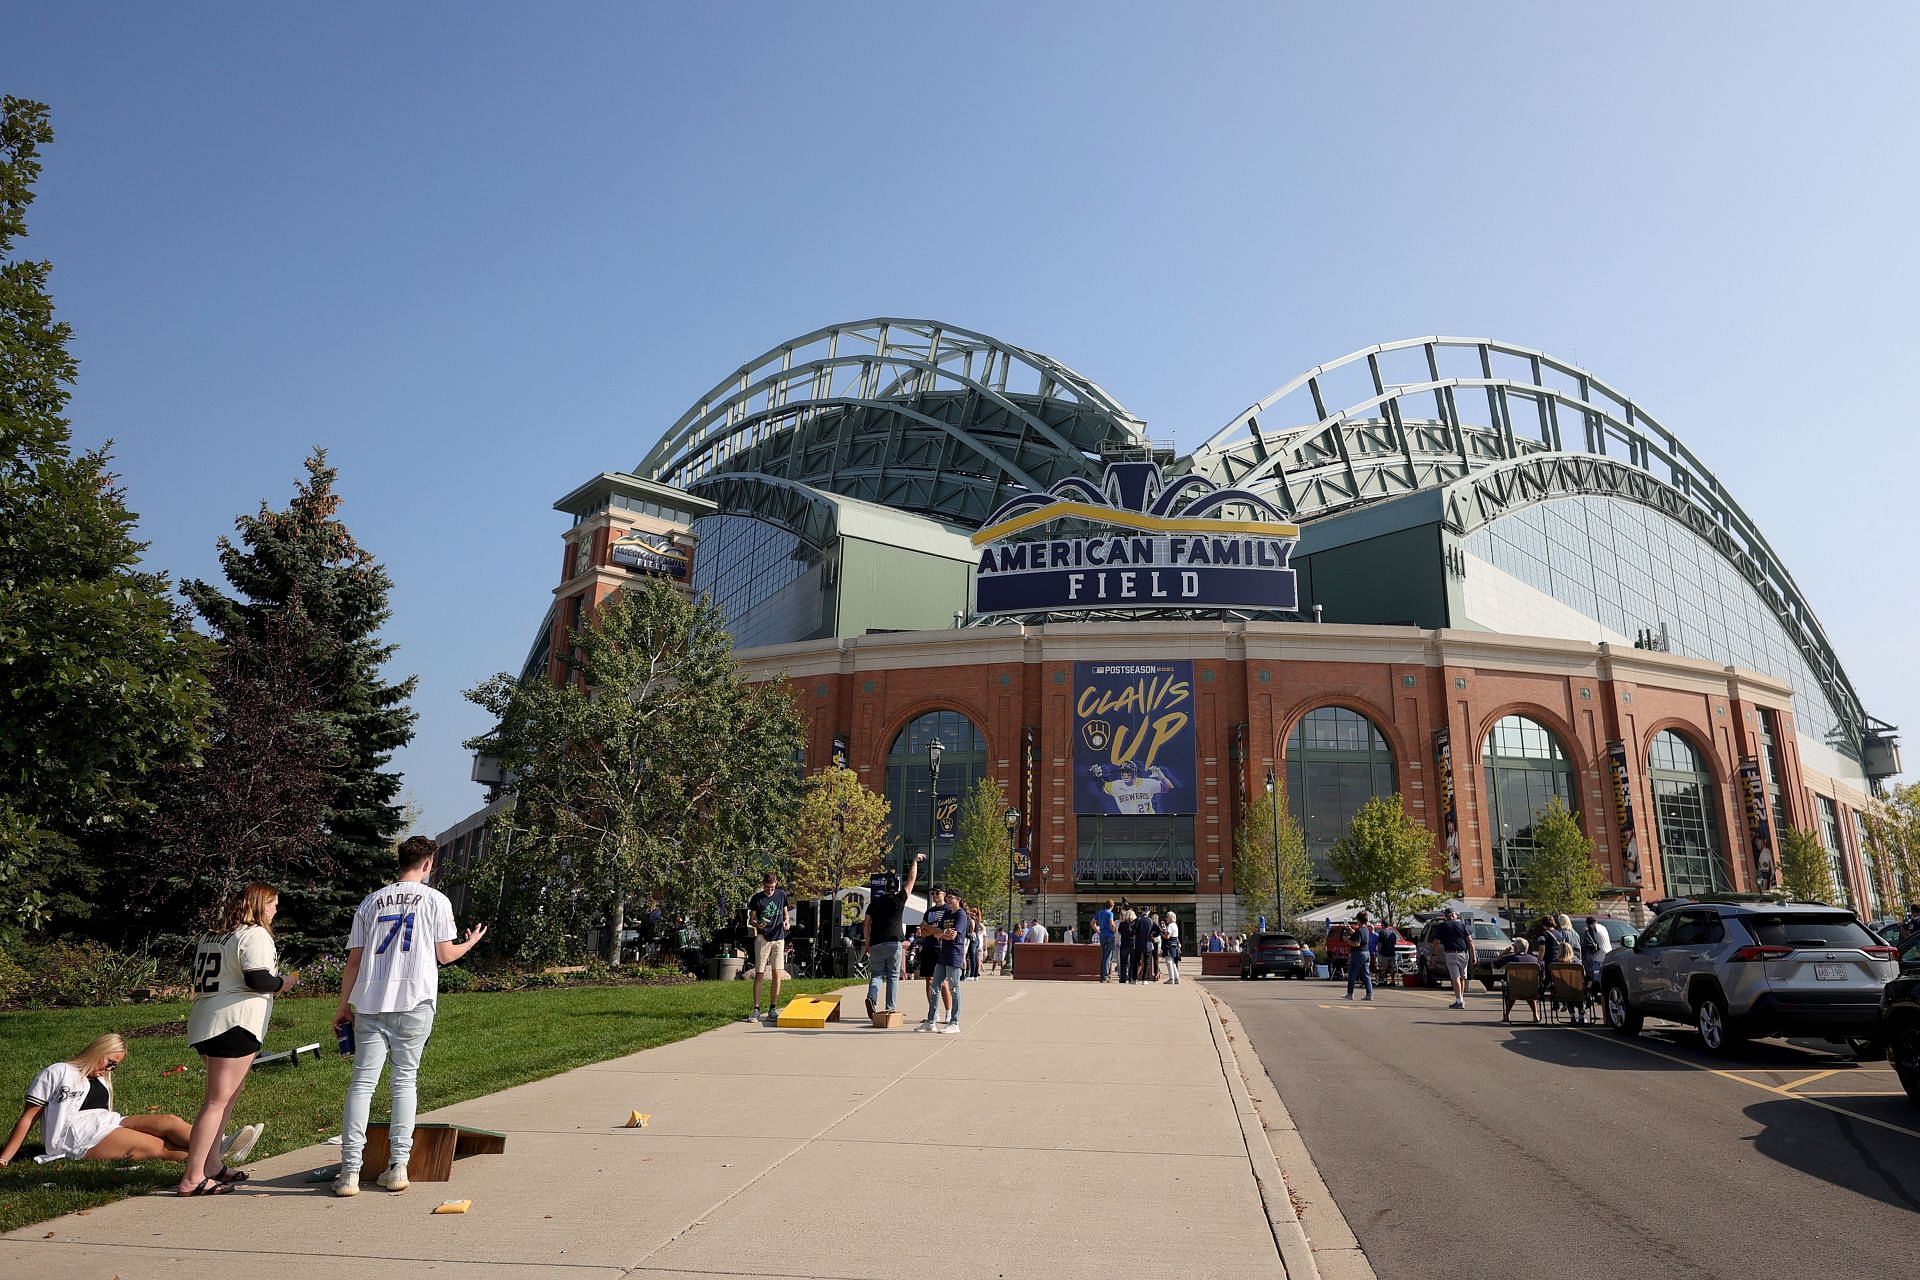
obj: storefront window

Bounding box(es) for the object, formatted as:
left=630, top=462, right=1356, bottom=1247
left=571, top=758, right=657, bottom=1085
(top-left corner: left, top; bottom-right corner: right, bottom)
left=1481, top=715, right=1576, bottom=896
left=1284, top=707, right=1396, bottom=885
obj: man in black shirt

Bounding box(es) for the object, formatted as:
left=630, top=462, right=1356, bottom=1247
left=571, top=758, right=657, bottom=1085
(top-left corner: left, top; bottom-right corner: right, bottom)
left=863, top=853, right=922, bottom=1019
left=745, top=872, right=790, bottom=1025
left=1431, top=908, right=1474, bottom=1009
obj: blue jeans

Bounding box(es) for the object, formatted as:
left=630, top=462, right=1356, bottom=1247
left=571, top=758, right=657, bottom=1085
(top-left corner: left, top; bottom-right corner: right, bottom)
left=1346, top=955, right=1375, bottom=997
left=1098, top=936, right=1115, bottom=979
left=867, top=942, right=901, bottom=1011
left=932, top=962, right=965, bottom=1022
left=340, top=1001, right=436, bottom=1173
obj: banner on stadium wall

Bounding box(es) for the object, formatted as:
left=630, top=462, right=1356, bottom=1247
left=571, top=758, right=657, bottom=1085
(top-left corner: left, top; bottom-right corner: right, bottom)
left=1021, top=726, right=1037, bottom=850
left=1606, top=740, right=1644, bottom=888
left=972, top=461, right=1300, bottom=616
left=1739, top=759, right=1776, bottom=891
left=1233, top=722, right=1249, bottom=809
left=1435, top=728, right=1461, bottom=887
left=1073, top=661, right=1197, bottom=815
left=830, top=734, right=849, bottom=769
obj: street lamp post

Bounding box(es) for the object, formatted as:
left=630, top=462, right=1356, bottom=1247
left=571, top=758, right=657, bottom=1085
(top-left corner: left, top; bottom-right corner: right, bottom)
left=1041, top=866, right=1052, bottom=933
left=1004, top=807, right=1021, bottom=940
left=927, top=737, right=945, bottom=882
left=1264, top=768, right=1281, bottom=935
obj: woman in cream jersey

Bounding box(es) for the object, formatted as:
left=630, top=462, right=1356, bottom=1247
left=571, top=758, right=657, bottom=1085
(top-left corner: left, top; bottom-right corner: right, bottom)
left=176, top=883, right=297, bottom=1197
left=0, top=1034, right=246, bottom=1168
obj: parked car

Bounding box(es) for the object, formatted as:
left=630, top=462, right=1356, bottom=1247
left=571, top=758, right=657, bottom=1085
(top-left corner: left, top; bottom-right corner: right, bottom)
left=1601, top=902, right=1899, bottom=1057
left=1882, top=932, right=1920, bottom=1106
left=1414, top=918, right=1512, bottom=989
left=1240, top=932, right=1316, bottom=980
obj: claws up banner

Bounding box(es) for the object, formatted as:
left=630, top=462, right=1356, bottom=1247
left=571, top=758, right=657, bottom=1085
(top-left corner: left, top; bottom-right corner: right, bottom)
left=1073, top=661, right=1198, bottom=815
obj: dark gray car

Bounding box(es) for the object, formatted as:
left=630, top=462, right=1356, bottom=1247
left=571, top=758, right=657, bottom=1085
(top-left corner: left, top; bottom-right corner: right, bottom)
left=1601, top=902, right=1899, bottom=1056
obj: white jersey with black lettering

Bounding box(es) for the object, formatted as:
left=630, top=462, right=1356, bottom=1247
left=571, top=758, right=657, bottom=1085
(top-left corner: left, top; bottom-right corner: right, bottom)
left=185, top=925, right=277, bottom=1045
left=346, top=881, right=457, bottom=1015
left=1102, top=776, right=1168, bottom=814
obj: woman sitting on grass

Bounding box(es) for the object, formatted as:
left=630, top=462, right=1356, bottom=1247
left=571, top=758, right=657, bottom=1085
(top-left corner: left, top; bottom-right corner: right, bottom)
left=0, top=1034, right=260, bottom=1169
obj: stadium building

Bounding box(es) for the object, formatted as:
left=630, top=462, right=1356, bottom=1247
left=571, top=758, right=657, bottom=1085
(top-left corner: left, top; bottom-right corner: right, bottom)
left=440, top=320, right=1902, bottom=939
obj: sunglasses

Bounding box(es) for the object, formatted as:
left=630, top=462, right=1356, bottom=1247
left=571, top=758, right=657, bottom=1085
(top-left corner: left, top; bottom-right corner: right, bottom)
left=102, top=1060, right=122, bottom=1071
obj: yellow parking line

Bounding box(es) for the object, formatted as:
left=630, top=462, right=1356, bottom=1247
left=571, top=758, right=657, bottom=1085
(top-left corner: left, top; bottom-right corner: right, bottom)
left=1779, top=1068, right=1842, bottom=1092
left=1800, top=1090, right=1906, bottom=1098
left=1570, top=1028, right=1920, bottom=1142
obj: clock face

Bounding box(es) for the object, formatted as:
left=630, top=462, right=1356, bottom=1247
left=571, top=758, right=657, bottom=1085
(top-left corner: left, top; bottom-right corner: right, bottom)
left=575, top=539, right=593, bottom=576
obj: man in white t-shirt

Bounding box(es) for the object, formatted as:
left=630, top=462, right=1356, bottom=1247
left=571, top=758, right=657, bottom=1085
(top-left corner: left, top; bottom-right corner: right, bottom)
left=331, top=836, right=487, bottom=1196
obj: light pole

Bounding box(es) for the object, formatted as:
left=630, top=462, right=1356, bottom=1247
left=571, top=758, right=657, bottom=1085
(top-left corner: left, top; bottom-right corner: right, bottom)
left=1264, top=768, right=1281, bottom=935
left=1041, top=865, right=1053, bottom=934
left=1004, top=807, right=1021, bottom=940
left=927, top=737, right=945, bottom=883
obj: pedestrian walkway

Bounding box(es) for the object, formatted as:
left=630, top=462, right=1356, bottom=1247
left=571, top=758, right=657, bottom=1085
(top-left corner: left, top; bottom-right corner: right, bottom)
left=1, top=978, right=1319, bottom=1279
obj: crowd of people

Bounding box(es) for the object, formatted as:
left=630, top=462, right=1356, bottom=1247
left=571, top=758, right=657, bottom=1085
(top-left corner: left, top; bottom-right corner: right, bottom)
left=2, top=836, right=485, bottom=1199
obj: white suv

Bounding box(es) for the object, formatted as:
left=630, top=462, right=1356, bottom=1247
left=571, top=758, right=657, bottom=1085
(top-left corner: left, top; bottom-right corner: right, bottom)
left=1600, top=902, right=1899, bottom=1057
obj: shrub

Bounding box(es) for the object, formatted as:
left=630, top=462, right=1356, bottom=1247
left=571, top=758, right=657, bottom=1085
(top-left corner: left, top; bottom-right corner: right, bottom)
left=302, top=952, right=348, bottom=994
left=438, top=964, right=474, bottom=993
left=0, top=946, right=27, bottom=1006
left=6, top=941, right=162, bottom=1008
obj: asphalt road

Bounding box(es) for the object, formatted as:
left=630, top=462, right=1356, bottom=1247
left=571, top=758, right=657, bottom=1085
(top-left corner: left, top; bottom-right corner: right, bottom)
left=1210, top=972, right=1919, bottom=1280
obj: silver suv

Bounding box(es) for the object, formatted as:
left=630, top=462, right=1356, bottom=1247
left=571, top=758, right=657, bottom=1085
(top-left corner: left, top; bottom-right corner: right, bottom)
left=1600, top=902, right=1899, bottom=1056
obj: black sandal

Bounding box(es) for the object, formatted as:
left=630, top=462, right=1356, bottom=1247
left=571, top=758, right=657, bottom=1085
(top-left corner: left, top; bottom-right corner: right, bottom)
left=210, top=1166, right=250, bottom=1185
left=178, top=1178, right=236, bottom=1197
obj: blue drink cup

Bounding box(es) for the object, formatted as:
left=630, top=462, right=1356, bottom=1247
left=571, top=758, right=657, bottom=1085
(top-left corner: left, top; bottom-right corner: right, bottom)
left=335, top=1019, right=354, bottom=1057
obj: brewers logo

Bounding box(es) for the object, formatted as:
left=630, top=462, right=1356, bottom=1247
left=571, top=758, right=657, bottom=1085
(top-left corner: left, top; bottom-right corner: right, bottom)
left=1081, top=719, right=1112, bottom=751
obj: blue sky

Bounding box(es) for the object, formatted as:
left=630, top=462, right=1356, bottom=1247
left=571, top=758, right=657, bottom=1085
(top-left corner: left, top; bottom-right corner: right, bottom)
left=8, top=2, right=1916, bottom=834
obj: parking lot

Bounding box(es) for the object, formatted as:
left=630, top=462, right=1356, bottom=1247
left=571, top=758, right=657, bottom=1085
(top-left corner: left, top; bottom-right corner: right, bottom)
left=1212, top=973, right=1919, bottom=1280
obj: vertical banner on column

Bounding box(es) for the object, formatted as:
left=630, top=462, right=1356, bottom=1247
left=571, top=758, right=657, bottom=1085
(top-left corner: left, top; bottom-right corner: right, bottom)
left=934, top=794, right=958, bottom=841
left=830, top=733, right=848, bottom=769
left=1073, top=661, right=1197, bottom=814
left=1739, top=759, right=1775, bottom=891
left=1435, top=728, right=1461, bottom=887
left=1606, top=740, right=1643, bottom=888
left=1021, top=725, right=1037, bottom=848
left=1233, top=722, right=1248, bottom=809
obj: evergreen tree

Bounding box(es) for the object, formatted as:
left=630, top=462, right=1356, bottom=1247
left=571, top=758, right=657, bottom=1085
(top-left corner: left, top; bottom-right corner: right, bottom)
left=182, top=452, right=416, bottom=950
left=0, top=98, right=212, bottom=932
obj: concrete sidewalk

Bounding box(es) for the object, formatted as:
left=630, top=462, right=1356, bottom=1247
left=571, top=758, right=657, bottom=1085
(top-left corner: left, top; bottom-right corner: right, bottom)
left=2, top=978, right=1317, bottom=1279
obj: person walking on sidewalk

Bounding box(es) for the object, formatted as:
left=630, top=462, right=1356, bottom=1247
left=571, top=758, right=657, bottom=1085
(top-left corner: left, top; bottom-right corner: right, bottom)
left=332, top=836, right=487, bottom=1197
left=863, top=853, right=921, bottom=1019
left=1343, top=913, right=1376, bottom=1001
left=1431, top=907, right=1474, bottom=1008
left=1118, top=908, right=1137, bottom=983
left=1163, top=912, right=1182, bottom=984
left=1094, top=900, right=1117, bottom=981
left=744, top=871, right=791, bottom=1024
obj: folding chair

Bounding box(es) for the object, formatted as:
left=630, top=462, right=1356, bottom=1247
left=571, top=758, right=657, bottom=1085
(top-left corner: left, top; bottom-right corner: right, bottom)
left=1547, top=962, right=1587, bottom=1025
left=1502, top=963, right=1542, bottom=1023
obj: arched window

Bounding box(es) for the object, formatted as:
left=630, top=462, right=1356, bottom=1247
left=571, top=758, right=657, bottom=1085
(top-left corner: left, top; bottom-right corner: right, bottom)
left=1648, top=730, right=1729, bottom=897
left=1284, top=707, right=1397, bottom=884
left=1481, top=715, right=1576, bottom=896
left=885, top=710, right=987, bottom=883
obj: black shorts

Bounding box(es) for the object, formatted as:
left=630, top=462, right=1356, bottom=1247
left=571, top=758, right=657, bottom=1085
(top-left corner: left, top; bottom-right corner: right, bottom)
left=191, top=1026, right=263, bottom=1059
left=915, top=945, right=937, bottom=978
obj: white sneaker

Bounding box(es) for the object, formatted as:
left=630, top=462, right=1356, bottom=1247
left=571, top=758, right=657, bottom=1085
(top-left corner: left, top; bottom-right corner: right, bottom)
left=376, top=1165, right=409, bottom=1193
left=940, top=1021, right=961, bottom=1034
left=222, top=1122, right=264, bottom=1166
left=915, top=1019, right=937, bottom=1032
left=332, top=1168, right=360, bottom=1197
left=742, top=1010, right=762, bottom=1023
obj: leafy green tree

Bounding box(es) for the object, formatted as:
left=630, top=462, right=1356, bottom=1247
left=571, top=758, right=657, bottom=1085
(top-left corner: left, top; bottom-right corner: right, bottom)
left=1233, top=789, right=1312, bottom=930
left=181, top=451, right=416, bottom=950
left=1862, top=782, right=1920, bottom=913
left=1517, top=798, right=1604, bottom=918
left=1328, top=794, right=1442, bottom=926
left=0, top=97, right=212, bottom=931
left=944, top=777, right=1014, bottom=925
left=465, top=578, right=806, bottom=965
left=1777, top=826, right=1837, bottom=906
left=786, top=766, right=892, bottom=899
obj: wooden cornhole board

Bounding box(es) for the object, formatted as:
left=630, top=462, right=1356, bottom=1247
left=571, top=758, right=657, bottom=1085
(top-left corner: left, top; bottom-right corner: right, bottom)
left=358, top=1122, right=506, bottom=1183
left=775, top=995, right=842, bottom=1028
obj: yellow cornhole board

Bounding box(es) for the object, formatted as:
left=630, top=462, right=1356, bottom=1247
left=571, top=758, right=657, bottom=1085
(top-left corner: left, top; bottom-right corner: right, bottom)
left=776, top=995, right=842, bottom=1028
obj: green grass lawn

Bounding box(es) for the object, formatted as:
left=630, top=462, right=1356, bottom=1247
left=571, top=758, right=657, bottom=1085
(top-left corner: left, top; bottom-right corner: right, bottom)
left=0, top=977, right=850, bottom=1234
